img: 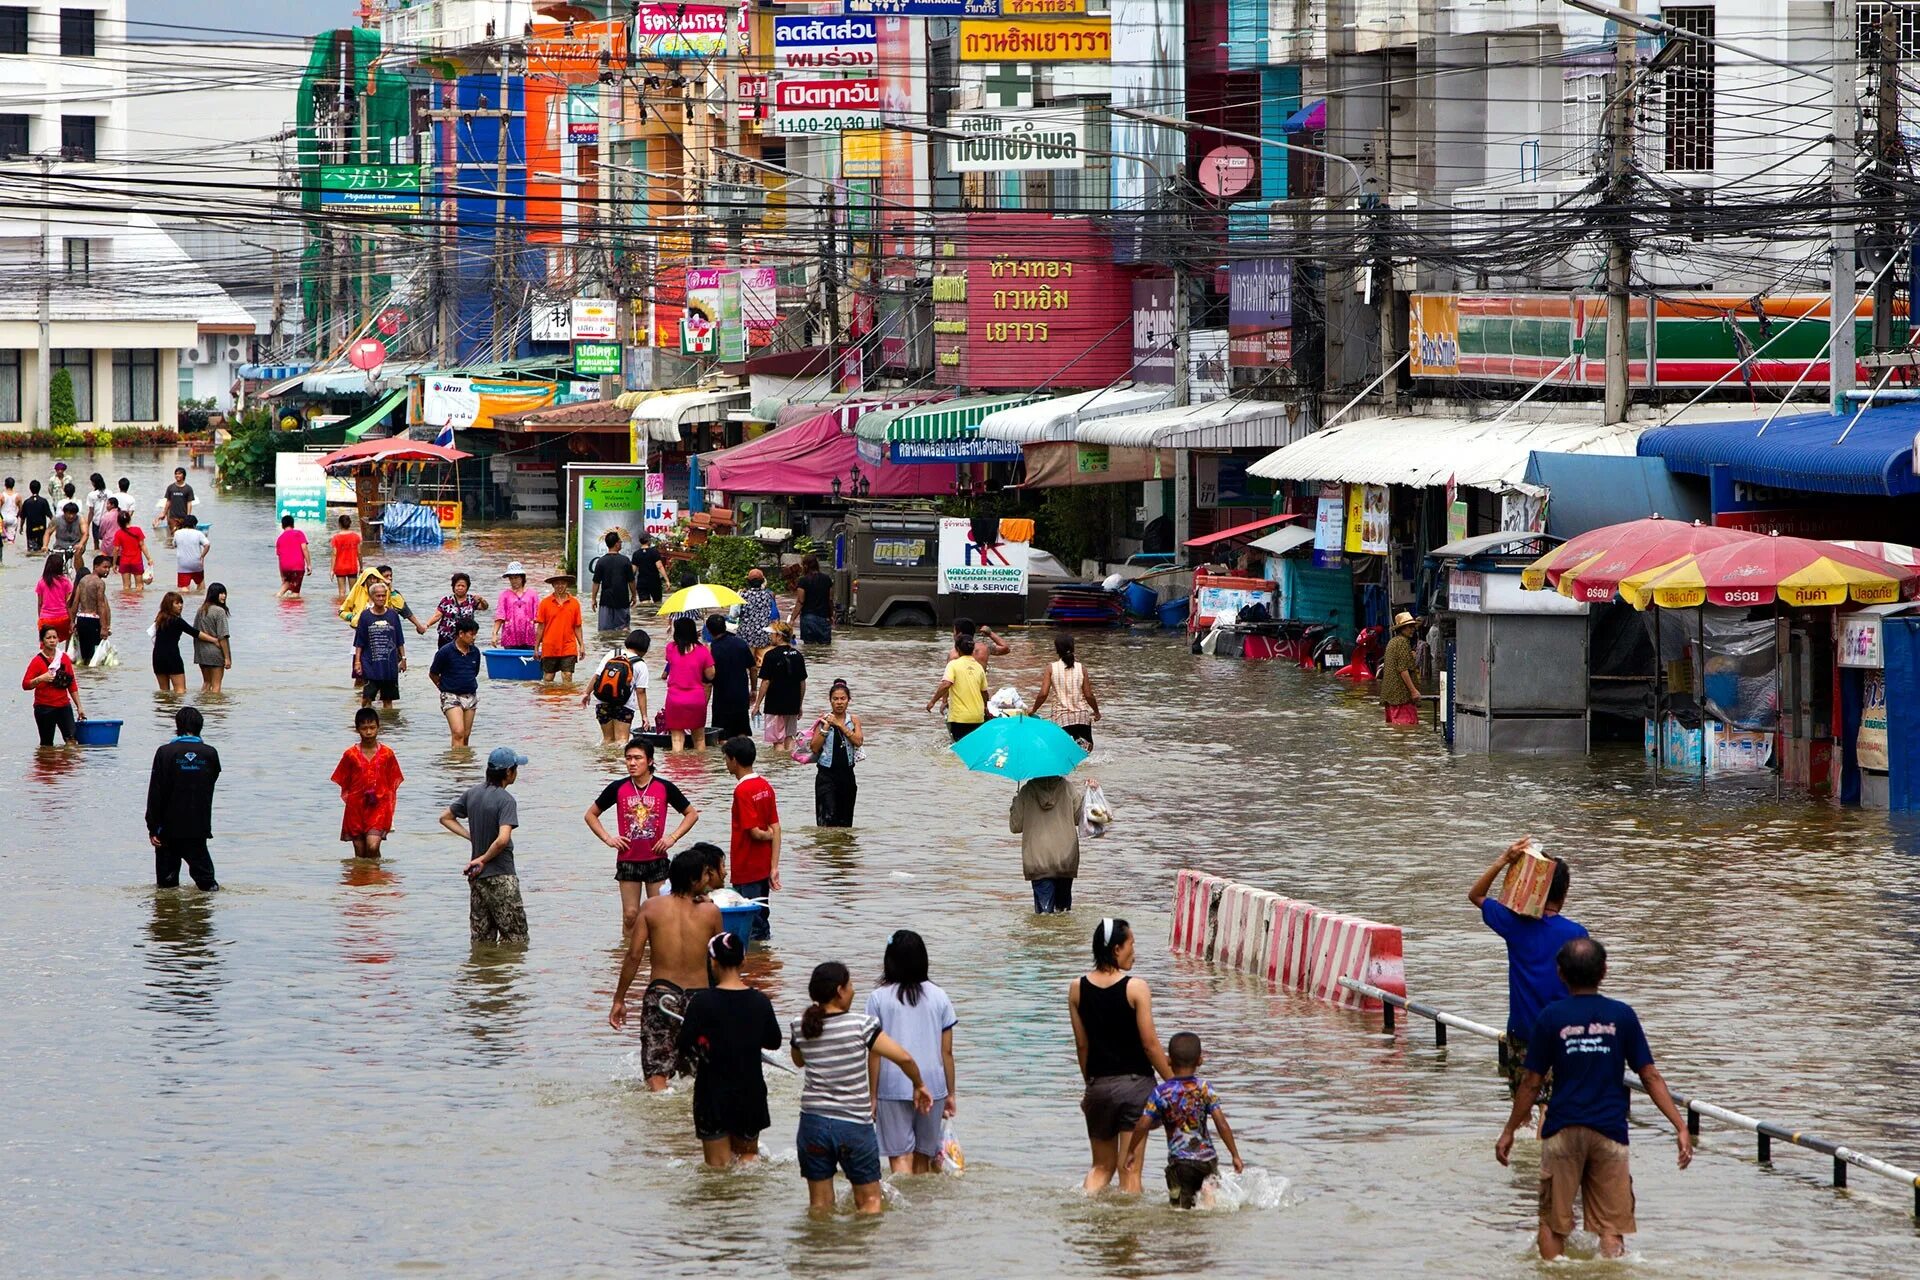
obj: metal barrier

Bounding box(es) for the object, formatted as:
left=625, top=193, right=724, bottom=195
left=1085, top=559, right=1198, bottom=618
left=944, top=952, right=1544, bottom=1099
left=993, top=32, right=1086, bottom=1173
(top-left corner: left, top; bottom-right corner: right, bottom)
left=1338, top=977, right=1920, bottom=1216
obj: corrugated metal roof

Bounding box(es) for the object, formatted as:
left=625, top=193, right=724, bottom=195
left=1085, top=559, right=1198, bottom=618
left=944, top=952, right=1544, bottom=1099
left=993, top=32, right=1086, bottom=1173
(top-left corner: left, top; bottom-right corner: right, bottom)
left=978, top=385, right=1173, bottom=443
left=852, top=394, right=1036, bottom=443
left=1636, top=403, right=1920, bottom=496
left=624, top=388, right=750, bottom=442
left=1249, top=414, right=1643, bottom=490
left=1075, top=398, right=1308, bottom=450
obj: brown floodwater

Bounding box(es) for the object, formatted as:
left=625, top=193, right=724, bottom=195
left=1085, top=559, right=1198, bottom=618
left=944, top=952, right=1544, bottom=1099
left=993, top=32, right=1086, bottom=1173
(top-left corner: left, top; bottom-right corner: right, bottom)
left=4, top=451, right=1919, bottom=1277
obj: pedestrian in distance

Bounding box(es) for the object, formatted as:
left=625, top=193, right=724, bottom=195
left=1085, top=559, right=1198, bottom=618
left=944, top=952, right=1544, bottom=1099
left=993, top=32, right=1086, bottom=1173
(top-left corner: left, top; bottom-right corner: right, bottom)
left=674, top=930, right=782, bottom=1168
left=954, top=615, right=1010, bottom=673
left=1468, top=837, right=1588, bottom=1107
left=114, top=476, right=136, bottom=535
left=735, top=568, right=779, bottom=665
left=588, top=530, right=635, bottom=635
left=20, top=480, right=51, bottom=552
left=275, top=514, right=310, bottom=598
left=440, top=747, right=530, bottom=946
left=493, top=561, right=538, bottom=649
left=724, top=736, right=781, bottom=941
left=585, top=737, right=700, bottom=928
left=705, top=613, right=755, bottom=741
left=1069, top=919, right=1173, bottom=1194
left=427, top=616, right=484, bottom=747
left=115, top=508, right=148, bottom=591
left=752, top=621, right=807, bottom=752
left=1032, top=633, right=1101, bottom=748
left=1, top=476, right=18, bottom=544
left=420, top=572, right=490, bottom=649
left=191, top=582, right=233, bottom=693
left=150, top=590, right=214, bottom=695
left=1381, top=610, right=1424, bottom=726
left=352, top=579, right=408, bottom=709
left=330, top=514, right=362, bottom=599
left=173, top=514, right=210, bottom=593
left=83, top=472, right=108, bottom=527
left=34, top=551, right=73, bottom=644
left=662, top=614, right=715, bottom=753
left=93, top=497, right=120, bottom=570
left=864, top=930, right=957, bottom=1175
left=146, top=706, right=222, bottom=891
left=332, top=707, right=404, bottom=859
left=808, top=678, right=862, bottom=828
left=1126, top=1032, right=1246, bottom=1209
left=584, top=629, right=649, bottom=744
left=794, top=553, right=834, bottom=646
left=1495, top=936, right=1693, bottom=1261
left=631, top=533, right=665, bottom=608
left=69, top=554, right=112, bottom=666
left=1011, top=772, right=1083, bottom=914
left=608, top=844, right=726, bottom=1090
left=534, top=572, right=585, bottom=681
left=927, top=631, right=988, bottom=741
left=790, top=960, right=934, bottom=1215
left=23, top=623, right=85, bottom=746
left=161, top=466, right=195, bottom=541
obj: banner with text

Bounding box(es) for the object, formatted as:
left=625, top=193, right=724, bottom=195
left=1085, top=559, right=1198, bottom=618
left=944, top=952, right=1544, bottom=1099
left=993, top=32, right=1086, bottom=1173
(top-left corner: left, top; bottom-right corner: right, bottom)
left=771, top=78, right=885, bottom=133
left=773, top=15, right=877, bottom=70
left=947, top=107, right=1087, bottom=171
left=937, top=516, right=1031, bottom=594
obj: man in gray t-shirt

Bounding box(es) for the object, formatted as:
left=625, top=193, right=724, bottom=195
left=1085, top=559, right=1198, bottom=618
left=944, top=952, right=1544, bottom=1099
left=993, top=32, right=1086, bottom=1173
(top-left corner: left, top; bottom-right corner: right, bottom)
left=440, top=747, right=529, bottom=944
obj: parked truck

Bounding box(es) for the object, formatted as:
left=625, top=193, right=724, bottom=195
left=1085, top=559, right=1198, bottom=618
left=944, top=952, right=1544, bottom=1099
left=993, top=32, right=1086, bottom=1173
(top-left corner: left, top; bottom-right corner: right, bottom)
left=829, top=508, right=1072, bottom=628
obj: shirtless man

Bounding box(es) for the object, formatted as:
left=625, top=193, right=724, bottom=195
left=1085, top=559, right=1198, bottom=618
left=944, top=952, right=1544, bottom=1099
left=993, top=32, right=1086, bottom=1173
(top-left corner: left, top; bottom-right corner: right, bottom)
left=609, top=843, right=726, bottom=1090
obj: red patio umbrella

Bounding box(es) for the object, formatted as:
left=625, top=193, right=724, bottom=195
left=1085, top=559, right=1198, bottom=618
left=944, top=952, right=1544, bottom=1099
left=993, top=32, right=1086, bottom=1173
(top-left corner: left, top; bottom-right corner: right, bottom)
left=1548, top=522, right=1762, bottom=604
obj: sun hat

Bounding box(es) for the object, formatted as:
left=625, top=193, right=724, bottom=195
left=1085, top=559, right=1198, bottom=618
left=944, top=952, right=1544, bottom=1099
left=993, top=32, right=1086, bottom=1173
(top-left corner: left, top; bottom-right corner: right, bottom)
left=502, top=561, right=527, bottom=578
left=1392, top=610, right=1419, bottom=632
left=545, top=571, right=575, bottom=585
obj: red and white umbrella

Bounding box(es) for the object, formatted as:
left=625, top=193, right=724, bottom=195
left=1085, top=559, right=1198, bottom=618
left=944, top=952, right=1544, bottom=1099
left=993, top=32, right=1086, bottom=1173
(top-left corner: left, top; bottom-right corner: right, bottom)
left=1827, top=539, right=1920, bottom=568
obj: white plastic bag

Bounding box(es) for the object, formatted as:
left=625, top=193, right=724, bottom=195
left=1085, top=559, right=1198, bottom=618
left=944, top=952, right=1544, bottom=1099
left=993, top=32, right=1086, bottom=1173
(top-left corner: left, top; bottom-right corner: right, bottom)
left=986, top=685, right=1026, bottom=717
left=1079, top=782, right=1112, bottom=838
left=87, top=637, right=119, bottom=669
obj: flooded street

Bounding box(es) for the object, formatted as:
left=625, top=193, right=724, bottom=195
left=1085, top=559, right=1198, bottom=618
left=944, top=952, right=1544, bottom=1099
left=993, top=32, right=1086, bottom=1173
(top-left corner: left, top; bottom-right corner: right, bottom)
left=4, top=452, right=1920, bottom=1277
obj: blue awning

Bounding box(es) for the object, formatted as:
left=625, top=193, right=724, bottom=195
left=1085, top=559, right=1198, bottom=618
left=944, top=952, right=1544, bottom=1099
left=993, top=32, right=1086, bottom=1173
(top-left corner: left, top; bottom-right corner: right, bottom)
left=1523, top=452, right=1708, bottom=535
left=1281, top=99, right=1325, bottom=133
left=1637, top=405, right=1920, bottom=497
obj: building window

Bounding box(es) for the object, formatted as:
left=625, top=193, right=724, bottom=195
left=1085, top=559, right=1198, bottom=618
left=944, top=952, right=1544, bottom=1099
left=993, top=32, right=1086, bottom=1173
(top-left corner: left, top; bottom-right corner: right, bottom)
left=0, top=7, right=26, bottom=55
left=59, top=8, right=94, bottom=57
left=177, top=357, right=196, bottom=406
left=1562, top=72, right=1607, bottom=173
left=64, top=237, right=89, bottom=281
left=1663, top=6, right=1715, bottom=172
left=52, top=349, right=93, bottom=422
left=61, top=115, right=96, bottom=162
left=114, top=349, right=158, bottom=422
left=0, top=113, right=26, bottom=158
left=0, top=350, right=19, bottom=423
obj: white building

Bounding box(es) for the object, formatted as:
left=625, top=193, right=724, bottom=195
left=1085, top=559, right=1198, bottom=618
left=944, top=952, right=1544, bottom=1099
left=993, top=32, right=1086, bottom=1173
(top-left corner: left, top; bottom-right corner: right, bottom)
left=0, top=0, right=256, bottom=429
left=380, top=0, right=525, bottom=50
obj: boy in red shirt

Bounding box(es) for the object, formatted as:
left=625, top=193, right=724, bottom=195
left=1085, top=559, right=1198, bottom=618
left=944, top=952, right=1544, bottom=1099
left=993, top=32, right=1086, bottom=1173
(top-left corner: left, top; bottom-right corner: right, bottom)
left=723, top=736, right=781, bottom=940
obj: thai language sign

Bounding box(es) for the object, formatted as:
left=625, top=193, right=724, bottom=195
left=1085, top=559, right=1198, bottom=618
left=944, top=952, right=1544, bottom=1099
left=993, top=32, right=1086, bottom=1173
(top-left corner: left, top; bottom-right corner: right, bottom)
left=631, top=3, right=730, bottom=57
left=937, top=517, right=1031, bottom=595
left=946, top=107, right=1086, bottom=171
left=773, top=15, right=877, bottom=69
left=845, top=0, right=1001, bottom=15
left=957, top=18, right=1110, bottom=61
left=771, top=78, right=885, bottom=134
left=318, top=165, right=423, bottom=215
left=1228, top=258, right=1292, bottom=328
left=570, top=297, right=618, bottom=341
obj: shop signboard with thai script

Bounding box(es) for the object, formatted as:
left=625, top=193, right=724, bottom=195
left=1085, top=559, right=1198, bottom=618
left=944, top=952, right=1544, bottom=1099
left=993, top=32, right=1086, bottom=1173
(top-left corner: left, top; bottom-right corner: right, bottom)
left=717, top=271, right=746, bottom=363
left=1839, top=613, right=1885, bottom=668
left=845, top=0, right=1002, bottom=15
left=891, top=437, right=1025, bottom=463
left=631, top=3, right=730, bottom=57
left=937, top=517, right=1031, bottom=594
left=573, top=341, right=621, bottom=376
left=771, top=78, right=885, bottom=133
left=739, top=266, right=779, bottom=342
left=737, top=73, right=769, bottom=119
left=1131, top=278, right=1175, bottom=384
left=683, top=268, right=721, bottom=353
left=773, top=15, right=877, bottom=69
left=957, top=18, right=1111, bottom=61
left=946, top=107, right=1086, bottom=171
left=1229, top=258, right=1292, bottom=328
left=570, top=297, right=618, bottom=341
left=318, top=165, right=423, bottom=215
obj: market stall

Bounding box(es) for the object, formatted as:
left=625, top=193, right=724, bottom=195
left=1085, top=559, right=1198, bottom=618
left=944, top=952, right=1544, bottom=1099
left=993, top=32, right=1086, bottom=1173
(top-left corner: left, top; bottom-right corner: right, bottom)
left=315, top=437, right=471, bottom=546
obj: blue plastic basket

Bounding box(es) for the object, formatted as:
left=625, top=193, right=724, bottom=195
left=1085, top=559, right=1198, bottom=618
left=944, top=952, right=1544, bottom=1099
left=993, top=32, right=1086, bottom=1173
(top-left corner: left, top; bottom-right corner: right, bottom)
left=74, top=718, right=122, bottom=746
left=482, top=648, right=541, bottom=681
left=1157, top=597, right=1191, bottom=628
left=718, top=902, right=761, bottom=944
left=1123, top=580, right=1159, bottom=617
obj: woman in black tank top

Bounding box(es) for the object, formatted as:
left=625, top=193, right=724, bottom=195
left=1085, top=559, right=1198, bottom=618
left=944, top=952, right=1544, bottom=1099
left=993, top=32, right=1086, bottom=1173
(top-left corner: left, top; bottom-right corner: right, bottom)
left=1068, top=918, right=1172, bottom=1194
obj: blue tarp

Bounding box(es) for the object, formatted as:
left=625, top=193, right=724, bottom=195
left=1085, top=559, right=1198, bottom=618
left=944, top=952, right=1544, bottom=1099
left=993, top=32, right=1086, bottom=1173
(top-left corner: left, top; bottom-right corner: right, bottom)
left=1524, top=452, right=1708, bottom=536
left=1637, top=403, right=1920, bottom=497
left=1884, top=618, right=1920, bottom=811
left=380, top=502, right=445, bottom=547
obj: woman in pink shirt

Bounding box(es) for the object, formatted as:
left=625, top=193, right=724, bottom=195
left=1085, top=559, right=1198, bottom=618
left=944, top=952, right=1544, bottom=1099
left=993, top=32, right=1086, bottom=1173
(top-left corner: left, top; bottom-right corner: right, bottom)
left=493, top=562, right=539, bottom=649
left=34, top=553, right=73, bottom=642
left=275, top=514, right=311, bottom=598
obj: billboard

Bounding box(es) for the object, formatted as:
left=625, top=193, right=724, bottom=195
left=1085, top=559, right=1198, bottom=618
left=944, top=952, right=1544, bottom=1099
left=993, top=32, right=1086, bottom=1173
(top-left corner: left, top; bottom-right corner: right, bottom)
left=957, top=18, right=1111, bottom=61
left=573, top=341, right=621, bottom=376
left=274, top=451, right=328, bottom=530
left=771, top=78, right=885, bottom=133
left=419, top=376, right=556, bottom=430
left=773, top=15, right=877, bottom=70
left=1229, top=258, right=1292, bottom=328
left=683, top=267, right=722, bottom=353
left=568, top=465, right=650, bottom=575
left=317, top=165, right=422, bottom=215
left=631, top=3, right=730, bottom=58
left=1131, top=278, right=1175, bottom=383
left=570, top=297, right=618, bottom=340
left=946, top=107, right=1086, bottom=171
left=937, top=517, right=1031, bottom=594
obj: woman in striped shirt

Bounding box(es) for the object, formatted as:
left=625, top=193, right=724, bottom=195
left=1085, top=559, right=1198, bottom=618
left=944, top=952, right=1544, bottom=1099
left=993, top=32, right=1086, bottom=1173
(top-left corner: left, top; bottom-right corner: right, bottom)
left=790, top=960, right=933, bottom=1214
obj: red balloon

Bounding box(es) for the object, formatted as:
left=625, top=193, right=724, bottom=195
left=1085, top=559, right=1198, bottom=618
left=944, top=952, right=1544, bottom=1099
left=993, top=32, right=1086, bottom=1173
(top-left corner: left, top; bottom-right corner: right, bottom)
left=347, top=337, right=388, bottom=371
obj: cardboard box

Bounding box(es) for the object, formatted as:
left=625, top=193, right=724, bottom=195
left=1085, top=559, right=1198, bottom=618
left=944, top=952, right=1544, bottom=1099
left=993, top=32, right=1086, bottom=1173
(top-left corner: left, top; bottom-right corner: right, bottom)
left=1499, top=848, right=1556, bottom=918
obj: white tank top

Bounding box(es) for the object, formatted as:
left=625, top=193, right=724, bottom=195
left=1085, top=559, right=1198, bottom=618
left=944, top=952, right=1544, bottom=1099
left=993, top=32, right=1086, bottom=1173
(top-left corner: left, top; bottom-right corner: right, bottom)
left=1049, top=659, right=1092, bottom=726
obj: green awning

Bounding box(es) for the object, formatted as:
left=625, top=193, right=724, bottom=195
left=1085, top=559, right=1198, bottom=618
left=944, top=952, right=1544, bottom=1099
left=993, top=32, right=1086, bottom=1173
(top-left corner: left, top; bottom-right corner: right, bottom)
left=343, top=389, right=407, bottom=441
left=853, top=394, right=1039, bottom=444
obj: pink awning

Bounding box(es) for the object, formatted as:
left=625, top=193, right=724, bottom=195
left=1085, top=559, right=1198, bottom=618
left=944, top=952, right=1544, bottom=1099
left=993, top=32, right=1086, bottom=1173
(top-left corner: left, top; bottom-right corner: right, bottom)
left=315, top=438, right=470, bottom=471
left=1183, top=512, right=1305, bottom=548
left=703, top=403, right=958, bottom=498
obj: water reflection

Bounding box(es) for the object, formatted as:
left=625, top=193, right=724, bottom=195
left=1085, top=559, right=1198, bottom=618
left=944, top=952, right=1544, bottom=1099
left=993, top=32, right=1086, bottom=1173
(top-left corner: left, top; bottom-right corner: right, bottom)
left=27, top=743, right=83, bottom=783
left=458, top=947, right=528, bottom=1061
left=141, top=890, right=222, bottom=1037
left=339, top=858, right=401, bottom=967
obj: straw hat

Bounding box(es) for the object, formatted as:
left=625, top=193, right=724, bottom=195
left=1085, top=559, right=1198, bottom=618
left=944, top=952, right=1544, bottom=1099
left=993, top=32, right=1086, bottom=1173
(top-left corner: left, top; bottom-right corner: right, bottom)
left=545, top=571, right=575, bottom=586
left=502, top=561, right=527, bottom=579
left=1392, top=610, right=1419, bottom=632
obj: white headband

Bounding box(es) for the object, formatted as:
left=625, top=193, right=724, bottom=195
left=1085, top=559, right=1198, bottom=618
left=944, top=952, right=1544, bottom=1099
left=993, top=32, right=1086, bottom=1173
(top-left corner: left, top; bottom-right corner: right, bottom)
left=1100, top=918, right=1114, bottom=944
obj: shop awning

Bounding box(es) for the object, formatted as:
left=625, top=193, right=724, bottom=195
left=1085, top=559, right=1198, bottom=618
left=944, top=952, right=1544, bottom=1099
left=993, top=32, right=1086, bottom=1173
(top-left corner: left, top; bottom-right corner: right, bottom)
left=238, top=362, right=311, bottom=382
left=1522, top=452, right=1708, bottom=535
left=856, top=393, right=1040, bottom=444
left=1636, top=403, right=1920, bottom=497
left=1248, top=525, right=1317, bottom=556
left=1250, top=414, right=1642, bottom=490
left=343, top=389, right=407, bottom=442
left=978, top=386, right=1173, bottom=444
left=702, top=402, right=958, bottom=499
left=620, top=387, right=750, bottom=443
left=1074, top=398, right=1309, bottom=450
left=1184, top=512, right=1303, bottom=548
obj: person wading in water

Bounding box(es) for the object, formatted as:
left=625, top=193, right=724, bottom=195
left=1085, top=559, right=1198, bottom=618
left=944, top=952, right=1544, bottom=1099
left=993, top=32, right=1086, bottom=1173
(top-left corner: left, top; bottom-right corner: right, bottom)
left=609, top=844, right=726, bottom=1091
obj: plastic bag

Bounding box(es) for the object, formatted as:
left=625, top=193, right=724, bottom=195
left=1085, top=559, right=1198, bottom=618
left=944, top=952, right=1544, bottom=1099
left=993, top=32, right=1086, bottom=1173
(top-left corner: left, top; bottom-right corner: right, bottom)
left=87, top=637, right=119, bottom=669
left=938, top=1120, right=965, bottom=1176
left=986, top=686, right=1026, bottom=717
left=1079, top=782, right=1112, bottom=839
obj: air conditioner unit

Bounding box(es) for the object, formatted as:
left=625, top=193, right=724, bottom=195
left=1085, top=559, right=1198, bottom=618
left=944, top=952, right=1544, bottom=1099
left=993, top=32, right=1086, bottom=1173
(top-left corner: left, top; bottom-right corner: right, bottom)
left=185, top=346, right=207, bottom=364
left=224, top=340, right=247, bottom=363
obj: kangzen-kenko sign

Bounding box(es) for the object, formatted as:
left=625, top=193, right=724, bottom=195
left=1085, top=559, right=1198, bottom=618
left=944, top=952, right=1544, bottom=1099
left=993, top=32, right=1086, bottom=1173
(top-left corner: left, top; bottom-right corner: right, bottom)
left=771, top=78, right=885, bottom=133
left=773, top=15, right=877, bottom=69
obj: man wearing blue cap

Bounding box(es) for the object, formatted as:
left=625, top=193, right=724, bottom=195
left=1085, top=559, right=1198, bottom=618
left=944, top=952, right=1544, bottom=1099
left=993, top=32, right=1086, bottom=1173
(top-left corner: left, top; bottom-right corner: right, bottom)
left=440, top=746, right=530, bottom=945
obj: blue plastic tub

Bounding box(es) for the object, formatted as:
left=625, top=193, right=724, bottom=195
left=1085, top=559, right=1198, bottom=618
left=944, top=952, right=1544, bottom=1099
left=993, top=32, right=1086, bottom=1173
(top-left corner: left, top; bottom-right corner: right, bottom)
left=1157, top=598, right=1190, bottom=629
left=718, top=902, right=761, bottom=944
left=482, top=648, right=541, bottom=681
left=1123, top=580, right=1159, bottom=618
left=74, top=718, right=122, bottom=746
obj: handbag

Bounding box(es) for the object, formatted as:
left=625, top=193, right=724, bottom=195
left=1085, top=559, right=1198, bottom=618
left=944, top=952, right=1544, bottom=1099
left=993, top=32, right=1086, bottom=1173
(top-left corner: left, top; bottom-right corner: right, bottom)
left=791, top=717, right=825, bottom=764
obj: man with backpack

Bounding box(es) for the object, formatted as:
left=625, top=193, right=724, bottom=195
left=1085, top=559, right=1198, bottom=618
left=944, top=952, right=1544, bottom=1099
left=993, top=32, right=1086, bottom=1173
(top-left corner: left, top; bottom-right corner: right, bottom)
left=583, top=628, right=650, bottom=744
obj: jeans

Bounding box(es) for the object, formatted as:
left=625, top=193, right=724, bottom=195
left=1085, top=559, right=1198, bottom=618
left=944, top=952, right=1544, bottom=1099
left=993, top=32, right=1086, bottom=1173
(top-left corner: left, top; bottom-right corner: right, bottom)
left=799, top=614, right=832, bottom=645
left=732, top=877, right=772, bottom=940
left=155, top=838, right=219, bottom=890
left=796, top=1112, right=883, bottom=1185
left=1031, top=876, right=1074, bottom=913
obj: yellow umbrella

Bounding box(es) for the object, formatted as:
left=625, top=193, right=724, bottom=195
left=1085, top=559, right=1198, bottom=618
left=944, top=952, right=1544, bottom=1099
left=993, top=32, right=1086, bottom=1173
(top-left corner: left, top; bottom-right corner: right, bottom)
left=659, top=582, right=746, bottom=614
left=1618, top=534, right=1916, bottom=610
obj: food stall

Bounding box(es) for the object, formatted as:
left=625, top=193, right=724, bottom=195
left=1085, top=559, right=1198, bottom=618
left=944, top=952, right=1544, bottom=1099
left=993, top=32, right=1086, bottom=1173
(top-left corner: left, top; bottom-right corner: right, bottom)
left=315, top=437, right=471, bottom=546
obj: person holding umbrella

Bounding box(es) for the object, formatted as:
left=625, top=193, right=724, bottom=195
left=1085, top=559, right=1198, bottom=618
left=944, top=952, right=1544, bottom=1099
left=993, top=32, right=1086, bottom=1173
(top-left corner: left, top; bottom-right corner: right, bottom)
left=951, top=714, right=1092, bottom=914
left=1380, top=611, right=1424, bottom=726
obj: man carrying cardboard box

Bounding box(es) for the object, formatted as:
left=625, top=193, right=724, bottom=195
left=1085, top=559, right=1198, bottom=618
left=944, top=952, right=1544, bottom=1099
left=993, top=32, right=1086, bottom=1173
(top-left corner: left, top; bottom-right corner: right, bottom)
left=1467, top=836, right=1587, bottom=1100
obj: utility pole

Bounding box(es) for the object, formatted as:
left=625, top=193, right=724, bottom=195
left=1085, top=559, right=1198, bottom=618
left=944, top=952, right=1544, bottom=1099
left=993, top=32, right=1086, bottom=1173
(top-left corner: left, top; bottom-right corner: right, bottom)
left=1873, top=11, right=1901, bottom=354
left=1172, top=265, right=1192, bottom=561
left=36, top=156, right=50, bottom=432
left=823, top=181, right=840, bottom=349
left=1602, top=0, right=1637, bottom=424
left=1833, top=0, right=1860, bottom=414
left=1373, top=127, right=1399, bottom=406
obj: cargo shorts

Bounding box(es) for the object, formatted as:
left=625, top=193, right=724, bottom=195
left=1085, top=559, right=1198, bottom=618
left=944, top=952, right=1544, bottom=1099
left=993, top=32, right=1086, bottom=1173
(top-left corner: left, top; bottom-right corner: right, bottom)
left=1538, top=1125, right=1636, bottom=1238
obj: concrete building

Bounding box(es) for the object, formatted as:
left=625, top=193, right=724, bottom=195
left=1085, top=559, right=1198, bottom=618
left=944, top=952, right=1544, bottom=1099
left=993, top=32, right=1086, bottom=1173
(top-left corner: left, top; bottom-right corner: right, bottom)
left=0, top=0, right=255, bottom=429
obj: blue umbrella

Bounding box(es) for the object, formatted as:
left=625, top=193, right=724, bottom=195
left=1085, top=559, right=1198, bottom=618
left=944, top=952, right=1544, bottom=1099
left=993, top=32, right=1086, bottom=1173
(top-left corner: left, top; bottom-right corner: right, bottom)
left=950, top=714, right=1088, bottom=781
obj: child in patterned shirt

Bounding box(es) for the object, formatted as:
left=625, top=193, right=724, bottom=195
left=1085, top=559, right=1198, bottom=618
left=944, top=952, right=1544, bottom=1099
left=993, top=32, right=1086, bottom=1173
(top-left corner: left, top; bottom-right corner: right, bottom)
left=1127, top=1031, right=1246, bottom=1208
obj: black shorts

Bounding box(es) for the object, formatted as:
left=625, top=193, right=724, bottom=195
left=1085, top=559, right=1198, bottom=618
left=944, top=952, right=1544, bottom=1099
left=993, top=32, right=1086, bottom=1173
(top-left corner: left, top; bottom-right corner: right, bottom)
left=948, top=721, right=982, bottom=742
left=615, top=858, right=669, bottom=884
left=595, top=702, right=637, bottom=726
left=696, top=1122, right=761, bottom=1144
left=1166, top=1157, right=1219, bottom=1209
left=542, top=655, right=578, bottom=676
left=1080, top=1073, right=1154, bottom=1141
left=361, top=678, right=400, bottom=703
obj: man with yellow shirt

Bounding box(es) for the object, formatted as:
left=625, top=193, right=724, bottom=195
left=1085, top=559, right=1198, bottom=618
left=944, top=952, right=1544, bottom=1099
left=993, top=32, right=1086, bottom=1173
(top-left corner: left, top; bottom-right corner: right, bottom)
left=926, top=633, right=989, bottom=741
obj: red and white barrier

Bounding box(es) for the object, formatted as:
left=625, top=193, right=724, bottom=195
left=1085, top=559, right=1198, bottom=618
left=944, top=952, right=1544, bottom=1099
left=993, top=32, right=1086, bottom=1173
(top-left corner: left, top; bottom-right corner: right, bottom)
left=1171, top=870, right=1407, bottom=1011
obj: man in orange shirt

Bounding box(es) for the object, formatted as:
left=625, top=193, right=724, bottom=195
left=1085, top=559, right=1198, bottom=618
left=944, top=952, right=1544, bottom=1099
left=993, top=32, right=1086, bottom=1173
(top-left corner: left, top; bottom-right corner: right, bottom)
left=535, top=572, right=586, bottom=681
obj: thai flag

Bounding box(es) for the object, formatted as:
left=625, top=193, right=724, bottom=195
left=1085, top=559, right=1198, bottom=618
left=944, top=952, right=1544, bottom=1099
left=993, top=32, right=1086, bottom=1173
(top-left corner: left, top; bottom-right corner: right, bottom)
left=433, top=423, right=454, bottom=448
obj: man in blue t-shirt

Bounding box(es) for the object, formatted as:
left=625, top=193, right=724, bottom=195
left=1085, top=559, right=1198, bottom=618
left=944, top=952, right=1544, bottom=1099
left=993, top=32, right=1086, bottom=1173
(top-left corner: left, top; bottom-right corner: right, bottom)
left=353, top=580, right=408, bottom=709
left=1468, top=836, right=1588, bottom=1096
left=1495, top=937, right=1691, bottom=1261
